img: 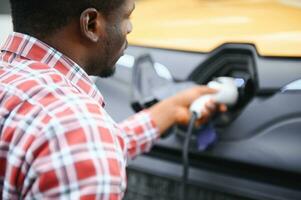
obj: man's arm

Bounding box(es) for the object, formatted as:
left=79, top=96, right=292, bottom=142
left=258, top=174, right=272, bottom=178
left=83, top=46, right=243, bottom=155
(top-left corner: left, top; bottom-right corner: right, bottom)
left=148, top=86, right=222, bottom=133
left=119, top=86, right=226, bottom=159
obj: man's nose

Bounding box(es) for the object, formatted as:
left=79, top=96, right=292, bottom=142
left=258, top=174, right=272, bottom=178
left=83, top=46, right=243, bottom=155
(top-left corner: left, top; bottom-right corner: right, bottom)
left=127, top=21, right=133, bottom=34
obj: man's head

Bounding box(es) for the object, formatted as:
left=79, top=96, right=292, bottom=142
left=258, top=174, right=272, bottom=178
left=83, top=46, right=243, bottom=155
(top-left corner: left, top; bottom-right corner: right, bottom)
left=10, top=0, right=135, bottom=77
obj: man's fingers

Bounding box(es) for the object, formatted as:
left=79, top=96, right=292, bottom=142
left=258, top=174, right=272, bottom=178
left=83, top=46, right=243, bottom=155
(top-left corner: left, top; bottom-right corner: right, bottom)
left=196, top=86, right=217, bottom=95
left=174, top=86, right=228, bottom=127
left=194, top=108, right=209, bottom=126
left=205, top=100, right=217, bottom=113
left=219, top=104, right=227, bottom=112
left=195, top=101, right=227, bottom=127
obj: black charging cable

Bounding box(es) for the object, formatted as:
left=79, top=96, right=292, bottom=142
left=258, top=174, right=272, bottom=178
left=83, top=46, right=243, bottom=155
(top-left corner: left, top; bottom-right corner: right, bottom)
left=181, top=112, right=198, bottom=200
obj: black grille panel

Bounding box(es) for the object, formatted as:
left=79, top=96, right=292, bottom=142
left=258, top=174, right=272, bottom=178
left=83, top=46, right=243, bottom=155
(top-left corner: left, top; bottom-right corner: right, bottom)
left=124, top=168, right=254, bottom=200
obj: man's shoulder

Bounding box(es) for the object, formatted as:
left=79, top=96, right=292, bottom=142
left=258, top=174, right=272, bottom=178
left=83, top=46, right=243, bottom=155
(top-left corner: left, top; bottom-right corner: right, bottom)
left=0, top=59, right=98, bottom=111
left=0, top=59, right=66, bottom=83
left=0, top=60, right=72, bottom=92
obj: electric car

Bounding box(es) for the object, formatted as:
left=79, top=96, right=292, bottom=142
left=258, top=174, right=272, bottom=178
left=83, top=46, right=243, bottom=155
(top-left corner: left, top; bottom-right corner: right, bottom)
left=94, top=0, right=301, bottom=199
left=1, top=0, right=301, bottom=199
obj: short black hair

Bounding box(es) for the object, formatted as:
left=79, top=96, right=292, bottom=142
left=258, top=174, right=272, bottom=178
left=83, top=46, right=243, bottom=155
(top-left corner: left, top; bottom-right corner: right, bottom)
left=10, top=0, right=125, bottom=38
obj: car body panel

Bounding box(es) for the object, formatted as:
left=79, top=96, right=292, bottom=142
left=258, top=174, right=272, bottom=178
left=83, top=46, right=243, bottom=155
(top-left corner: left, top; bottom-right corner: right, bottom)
left=100, top=44, right=301, bottom=199
left=129, top=0, right=301, bottom=57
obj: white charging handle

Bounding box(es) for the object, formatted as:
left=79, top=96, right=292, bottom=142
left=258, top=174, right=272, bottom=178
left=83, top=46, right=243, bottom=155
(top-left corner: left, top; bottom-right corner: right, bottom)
left=189, top=77, right=239, bottom=119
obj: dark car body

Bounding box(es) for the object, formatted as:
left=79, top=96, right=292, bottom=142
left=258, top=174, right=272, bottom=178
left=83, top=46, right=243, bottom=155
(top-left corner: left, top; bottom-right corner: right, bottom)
left=95, top=0, right=301, bottom=199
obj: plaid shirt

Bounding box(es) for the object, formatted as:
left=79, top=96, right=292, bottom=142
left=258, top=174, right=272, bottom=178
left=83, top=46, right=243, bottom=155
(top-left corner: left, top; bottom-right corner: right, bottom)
left=0, top=32, right=159, bottom=200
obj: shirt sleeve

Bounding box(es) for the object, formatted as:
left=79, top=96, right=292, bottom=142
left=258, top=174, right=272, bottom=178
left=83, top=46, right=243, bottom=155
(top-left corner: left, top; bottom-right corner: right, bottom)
left=118, top=110, right=160, bottom=159
left=27, top=109, right=159, bottom=199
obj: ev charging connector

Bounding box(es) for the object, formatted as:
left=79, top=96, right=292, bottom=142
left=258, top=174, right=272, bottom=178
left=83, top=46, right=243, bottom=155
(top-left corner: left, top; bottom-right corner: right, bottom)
left=181, top=77, right=239, bottom=200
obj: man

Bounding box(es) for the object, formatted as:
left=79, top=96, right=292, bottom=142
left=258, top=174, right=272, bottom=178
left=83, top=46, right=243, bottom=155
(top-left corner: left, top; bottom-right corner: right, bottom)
left=0, top=0, right=224, bottom=199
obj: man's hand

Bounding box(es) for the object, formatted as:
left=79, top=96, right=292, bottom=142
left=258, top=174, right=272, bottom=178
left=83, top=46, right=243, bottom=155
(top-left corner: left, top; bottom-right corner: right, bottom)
left=148, top=86, right=227, bottom=135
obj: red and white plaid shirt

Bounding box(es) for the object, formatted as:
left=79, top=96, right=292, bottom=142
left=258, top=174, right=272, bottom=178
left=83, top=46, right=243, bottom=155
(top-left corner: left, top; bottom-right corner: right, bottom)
left=0, top=32, right=159, bottom=200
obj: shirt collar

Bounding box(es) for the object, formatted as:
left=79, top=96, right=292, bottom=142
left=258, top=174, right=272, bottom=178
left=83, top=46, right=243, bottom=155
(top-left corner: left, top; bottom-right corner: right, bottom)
left=1, top=32, right=105, bottom=107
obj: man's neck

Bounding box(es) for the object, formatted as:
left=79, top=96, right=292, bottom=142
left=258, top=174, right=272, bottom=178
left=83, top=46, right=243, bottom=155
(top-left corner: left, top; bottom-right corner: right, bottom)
left=40, top=24, right=89, bottom=71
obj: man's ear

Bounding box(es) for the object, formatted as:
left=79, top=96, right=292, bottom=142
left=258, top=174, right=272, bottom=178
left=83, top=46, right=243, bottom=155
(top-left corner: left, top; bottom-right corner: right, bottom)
left=80, top=8, right=105, bottom=43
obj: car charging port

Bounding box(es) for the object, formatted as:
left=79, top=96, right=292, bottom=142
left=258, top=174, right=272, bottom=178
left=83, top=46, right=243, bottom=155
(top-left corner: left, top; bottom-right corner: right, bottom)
left=175, top=46, right=258, bottom=146
left=213, top=71, right=255, bottom=127
left=175, top=73, right=255, bottom=140
left=187, top=46, right=258, bottom=128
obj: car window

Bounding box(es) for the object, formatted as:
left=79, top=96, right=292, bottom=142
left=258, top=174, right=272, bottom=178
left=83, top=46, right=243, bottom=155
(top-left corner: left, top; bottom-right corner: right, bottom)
left=0, top=0, right=11, bottom=14
left=0, top=1, right=12, bottom=44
